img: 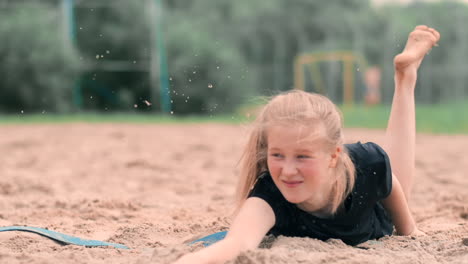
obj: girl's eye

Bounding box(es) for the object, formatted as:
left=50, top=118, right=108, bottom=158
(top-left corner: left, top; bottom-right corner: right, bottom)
left=270, top=153, right=282, bottom=158
left=298, top=155, right=311, bottom=159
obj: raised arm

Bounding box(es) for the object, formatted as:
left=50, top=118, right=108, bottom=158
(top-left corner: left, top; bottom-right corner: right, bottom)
left=173, top=197, right=275, bottom=264
left=381, top=173, right=423, bottom=236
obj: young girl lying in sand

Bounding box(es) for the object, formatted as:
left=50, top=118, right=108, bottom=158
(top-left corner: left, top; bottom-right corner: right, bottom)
left=174, top=25, right=441, bottom=264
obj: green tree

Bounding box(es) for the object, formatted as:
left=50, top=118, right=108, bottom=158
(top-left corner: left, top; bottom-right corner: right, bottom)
left=164, top=0, right=254, bottom=114
left=379, top=1, right=468, bottom=104
left=74, top=1, right=151, bottom=111
left=0, top=4, right=80, bottom=113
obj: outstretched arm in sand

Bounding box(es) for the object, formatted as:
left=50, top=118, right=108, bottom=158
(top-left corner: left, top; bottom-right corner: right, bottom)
left=173, top=197, right=275, bottom=264
left=381, top=173, right=422, bottom=236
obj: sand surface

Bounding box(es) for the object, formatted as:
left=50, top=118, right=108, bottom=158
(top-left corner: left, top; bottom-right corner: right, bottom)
left=0, top=123, right=466, bottom=264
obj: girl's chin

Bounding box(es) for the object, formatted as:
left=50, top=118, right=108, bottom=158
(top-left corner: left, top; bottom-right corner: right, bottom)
left=283, top=195, right=307, bottom=204
left=280, top=189, right=311, bottom=204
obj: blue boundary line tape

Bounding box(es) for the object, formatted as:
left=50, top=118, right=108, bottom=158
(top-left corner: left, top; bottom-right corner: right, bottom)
left=188, top=231, right=227, bottom=247
left=0, top=226, right=129, bottom=249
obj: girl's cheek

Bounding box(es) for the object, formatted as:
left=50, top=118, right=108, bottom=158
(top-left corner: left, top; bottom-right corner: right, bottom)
left=266, top=159, right=276, bottom=171
left=268, top=161, right=279, bottom=171
left=301, top=164, right=319, bottom=175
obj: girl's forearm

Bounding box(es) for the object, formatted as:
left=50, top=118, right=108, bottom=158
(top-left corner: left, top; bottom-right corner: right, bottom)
left=389, top=196, right=416, bottom=235
left=382, top=174, right=417, bottom=235
left=175, top=198, right=275, bottom=264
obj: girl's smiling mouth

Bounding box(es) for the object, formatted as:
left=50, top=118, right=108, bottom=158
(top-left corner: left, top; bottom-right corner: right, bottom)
left=282, top=180, right=303, bottom=188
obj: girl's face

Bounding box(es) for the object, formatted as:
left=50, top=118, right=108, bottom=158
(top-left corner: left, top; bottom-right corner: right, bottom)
left=266, top=124, right=338, bottom=214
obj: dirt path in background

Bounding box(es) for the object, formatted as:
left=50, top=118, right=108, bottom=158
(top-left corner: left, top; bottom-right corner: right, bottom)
left=0, top=124, right=466, bottom=263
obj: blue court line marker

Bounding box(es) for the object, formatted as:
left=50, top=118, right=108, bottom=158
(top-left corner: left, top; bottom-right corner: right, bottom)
left=0, top=226, right=129, bottom=249
left=188, top=231, right=227, bottom=247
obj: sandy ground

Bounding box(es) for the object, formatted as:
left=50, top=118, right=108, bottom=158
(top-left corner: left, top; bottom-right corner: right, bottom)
left=0, top=123, right=467, bottom=264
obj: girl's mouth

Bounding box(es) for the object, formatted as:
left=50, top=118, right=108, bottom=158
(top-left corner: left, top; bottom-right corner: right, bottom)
left=282, top=180, right=303, bottom=188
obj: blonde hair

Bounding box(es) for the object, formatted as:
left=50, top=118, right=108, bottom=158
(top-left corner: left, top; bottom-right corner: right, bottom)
left=235, top=90, right=355, bottom=215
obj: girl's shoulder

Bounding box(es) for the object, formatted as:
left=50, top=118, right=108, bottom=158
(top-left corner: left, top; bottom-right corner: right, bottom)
left=249, top=171, right=281, bottom=198
left=345, top=141, right=392, bottom=200
left=345, top=141, right=390, bottom=168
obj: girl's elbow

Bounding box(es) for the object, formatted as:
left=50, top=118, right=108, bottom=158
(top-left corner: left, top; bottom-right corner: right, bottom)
left=395, top=222, right=417, bottom=236
left=241, top=239, right=262, bottom=252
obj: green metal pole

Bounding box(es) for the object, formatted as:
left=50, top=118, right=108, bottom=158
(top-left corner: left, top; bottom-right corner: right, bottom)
left=64, top=0, right=76, bottom=41
left=155, top=0, right=171, bottom=113
left=63, top=0, right=82, bottom=109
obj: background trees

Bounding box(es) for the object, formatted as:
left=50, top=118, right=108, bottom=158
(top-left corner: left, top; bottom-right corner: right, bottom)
left=0, top=0, right=466, bottom=114
left=0, top=2, right=80, bottom=113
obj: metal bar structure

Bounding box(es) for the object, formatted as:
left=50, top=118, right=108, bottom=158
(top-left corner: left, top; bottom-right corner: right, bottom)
left=148, top=0, right=172, bottom=113
left=62, top=0, right=83, bottom=108
left=342, top=54, right=355, bottom=105
left=154, top=0, right=171, bottom=113
left=84, top=60, right=150, bottom=72
left=294, top=51, right=368, bottom=105
left=307, top=62, right=326, bottom=94
left=63, top=0, right=76, bottom=43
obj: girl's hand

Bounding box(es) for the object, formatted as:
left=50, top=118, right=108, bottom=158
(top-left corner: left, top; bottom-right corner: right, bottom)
left=172, top=253, right=208, bottom=264
left=409, top=228, right=426, bottom=237
left=172, top=198, right=275, bottom=264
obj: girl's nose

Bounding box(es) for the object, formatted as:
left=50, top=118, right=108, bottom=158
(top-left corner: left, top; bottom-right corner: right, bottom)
left=282, top=161, right=298, bottom=175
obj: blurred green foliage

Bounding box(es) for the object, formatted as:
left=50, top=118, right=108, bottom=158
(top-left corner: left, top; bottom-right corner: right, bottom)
left=0, top=4, right=80, bottom=113
left=378, top=2, right=468, bottom=104
left=165, top=5, right=252, bottom=114
left=1, top=0, right=468, bottom=115
left=74, top=1, right=151, bottom=111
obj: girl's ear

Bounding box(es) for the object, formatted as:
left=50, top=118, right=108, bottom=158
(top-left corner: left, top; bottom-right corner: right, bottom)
left=328, top=147, right=341, bottom=168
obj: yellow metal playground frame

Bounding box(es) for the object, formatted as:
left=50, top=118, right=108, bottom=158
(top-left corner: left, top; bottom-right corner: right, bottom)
left=294, top=51, right=368, bottom=105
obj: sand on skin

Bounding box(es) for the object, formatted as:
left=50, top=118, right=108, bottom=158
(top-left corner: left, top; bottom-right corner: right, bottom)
left=0, top=123, right=466, bottom=264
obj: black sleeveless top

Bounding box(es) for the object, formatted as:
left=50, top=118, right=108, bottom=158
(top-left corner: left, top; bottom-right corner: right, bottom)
left=248, top=142, right=393, bottom=246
